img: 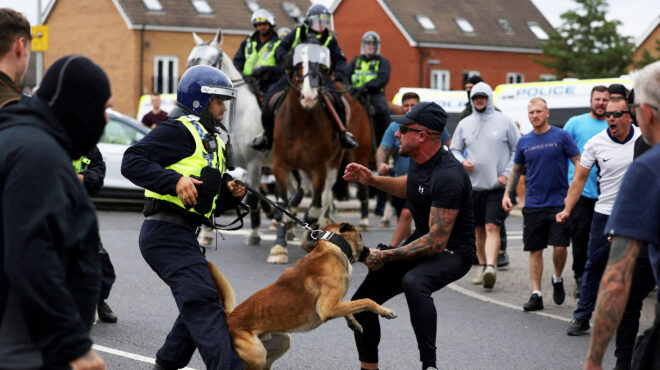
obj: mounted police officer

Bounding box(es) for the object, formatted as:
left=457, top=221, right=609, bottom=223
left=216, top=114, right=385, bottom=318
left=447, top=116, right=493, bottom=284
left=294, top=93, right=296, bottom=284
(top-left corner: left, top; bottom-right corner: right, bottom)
left=121, top=65, right=246, bottom=370
left=250, top=3, right=358, bottom=151
left=233, top=8, right=283, bottom=104
left=348, top=31, right=391, bottom=145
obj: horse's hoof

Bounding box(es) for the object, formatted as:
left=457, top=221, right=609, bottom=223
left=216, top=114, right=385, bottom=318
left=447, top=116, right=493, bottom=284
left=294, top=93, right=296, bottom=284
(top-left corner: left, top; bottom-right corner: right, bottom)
left=286, top=229, right=296, bottom=241
left=267, top=245, right=288, bottom=264
left=358, top=224, right=369, bottom=231
left=247, top=234, right=261, bottom=246
left=379, top=219, right=391, bottom=228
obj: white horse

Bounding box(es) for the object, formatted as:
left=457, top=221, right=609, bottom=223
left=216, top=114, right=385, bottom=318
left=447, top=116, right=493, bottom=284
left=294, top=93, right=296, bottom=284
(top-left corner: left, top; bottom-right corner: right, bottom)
left=186, top=29, right=270, bottom=245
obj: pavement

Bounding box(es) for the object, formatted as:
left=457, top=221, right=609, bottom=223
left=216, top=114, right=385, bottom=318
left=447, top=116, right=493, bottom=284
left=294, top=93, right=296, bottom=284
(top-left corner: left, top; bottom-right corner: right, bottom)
left=327, top=195, right=657, bottom=331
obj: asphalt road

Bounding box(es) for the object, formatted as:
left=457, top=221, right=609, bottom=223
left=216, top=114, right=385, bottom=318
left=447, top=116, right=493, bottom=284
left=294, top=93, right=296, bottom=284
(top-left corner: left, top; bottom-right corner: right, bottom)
left=93, top=209, right=617, bottom=369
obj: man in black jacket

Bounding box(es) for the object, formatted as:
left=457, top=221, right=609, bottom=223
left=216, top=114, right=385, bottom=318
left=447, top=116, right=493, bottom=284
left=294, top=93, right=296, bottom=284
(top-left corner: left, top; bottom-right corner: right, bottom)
left=73, top=146, right=118, bottom=323
left=0, top=55, right=110, bottom=370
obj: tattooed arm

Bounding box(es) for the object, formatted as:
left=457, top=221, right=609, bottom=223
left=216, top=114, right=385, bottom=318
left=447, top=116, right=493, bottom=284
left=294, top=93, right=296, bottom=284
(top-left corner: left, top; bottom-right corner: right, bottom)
left=584, top=236, right=643, bottom=370
left=502, top=163, right=523, bottom=212
left=363, top=206, right=457, bottom=270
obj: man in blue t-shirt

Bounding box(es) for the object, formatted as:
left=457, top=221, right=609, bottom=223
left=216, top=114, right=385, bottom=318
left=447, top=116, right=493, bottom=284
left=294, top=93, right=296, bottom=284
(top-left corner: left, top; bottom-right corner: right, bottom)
left=585, top=61, right=660, bottom=370
left=503, top=97, right=580, bottom=312
left=562, top=85, right=609, bottom=298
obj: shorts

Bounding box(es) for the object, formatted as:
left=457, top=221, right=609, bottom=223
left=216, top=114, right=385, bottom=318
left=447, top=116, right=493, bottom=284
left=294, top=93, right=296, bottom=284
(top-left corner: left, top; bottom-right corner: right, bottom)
left=472, top=188, right=508, bottom=227
left=522, top=206, right=571, bottom=251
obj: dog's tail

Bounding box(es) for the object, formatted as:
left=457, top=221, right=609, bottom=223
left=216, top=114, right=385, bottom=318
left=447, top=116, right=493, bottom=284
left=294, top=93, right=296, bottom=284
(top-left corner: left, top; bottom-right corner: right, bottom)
left=207, top=262, right=236, bottom=313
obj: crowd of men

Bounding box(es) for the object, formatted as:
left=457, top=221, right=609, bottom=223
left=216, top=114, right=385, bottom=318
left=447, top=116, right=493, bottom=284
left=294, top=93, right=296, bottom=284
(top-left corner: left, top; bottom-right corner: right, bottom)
left=1, top=4, right=660, bottom=370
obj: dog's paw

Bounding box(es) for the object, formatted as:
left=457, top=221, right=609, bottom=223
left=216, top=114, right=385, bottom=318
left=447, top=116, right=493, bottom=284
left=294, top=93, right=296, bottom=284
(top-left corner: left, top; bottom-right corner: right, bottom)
left=346, top=320, right=363, bottom=334
left=381, top=309, right=397, bottom=319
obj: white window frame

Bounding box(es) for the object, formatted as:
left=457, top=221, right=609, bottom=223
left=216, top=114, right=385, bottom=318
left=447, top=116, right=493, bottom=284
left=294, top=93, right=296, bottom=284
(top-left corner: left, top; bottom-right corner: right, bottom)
left=430, top=69, right=450, bottom=91
left=462, top=70, right=480, bottom=85
left=245, top=1, right=259, bottom=12
left=539, top=73, right=557, bottom=81
left=506, top=72, right=525, bottom=84
left=527, top=21, right=549, bottom=40
left=191, top=0, right=213, bottom=14
left=142, top=0, right=163, bottom=11
left=416, top=15, right=437, bottom=31
left=154, top=56, right=178, bottom=95
left=454, top=17, right=475, bottom=34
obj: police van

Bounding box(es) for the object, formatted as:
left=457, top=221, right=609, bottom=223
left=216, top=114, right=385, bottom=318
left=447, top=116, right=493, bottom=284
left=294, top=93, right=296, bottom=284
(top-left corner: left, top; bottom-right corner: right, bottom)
left=393, top=77, right=633, bottom=135
left=493, top=78, right=632, bottom=133
left=392, top=88, right=468, bottom=135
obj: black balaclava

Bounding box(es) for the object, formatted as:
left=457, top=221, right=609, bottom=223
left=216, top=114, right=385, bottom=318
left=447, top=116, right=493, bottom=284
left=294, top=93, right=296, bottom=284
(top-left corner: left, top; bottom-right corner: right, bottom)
left=36, top=55, right=111, bottom=158
left=466, top=75, right=484, bottom=100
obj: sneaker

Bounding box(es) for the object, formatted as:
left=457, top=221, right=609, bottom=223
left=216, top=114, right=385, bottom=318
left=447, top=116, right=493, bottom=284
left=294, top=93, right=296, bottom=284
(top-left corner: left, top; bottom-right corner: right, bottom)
left=566, top=318, right=590, bottom=336
left=250, top=135, right=271, bottom=151
left=340, top=131, right=358, bottom=149
left=573, top=276, right=583, bottom=298
left=97, top=301, right=118, bottom=323
left=496, top=250, right=510, bottom=268
left=523, top=293, right=544, bottom=311
left=471, top=265, right=485, bottom=285
left=552, top=278, right=566, bottom=305
left=483, top=265, right=496, bottom=289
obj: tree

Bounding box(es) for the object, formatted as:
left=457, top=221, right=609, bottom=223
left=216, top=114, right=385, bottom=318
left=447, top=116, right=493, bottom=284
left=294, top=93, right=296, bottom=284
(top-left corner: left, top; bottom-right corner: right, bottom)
left=532, top=0, right=635, bottom=79
left=634, top=39, right=660, bottom=69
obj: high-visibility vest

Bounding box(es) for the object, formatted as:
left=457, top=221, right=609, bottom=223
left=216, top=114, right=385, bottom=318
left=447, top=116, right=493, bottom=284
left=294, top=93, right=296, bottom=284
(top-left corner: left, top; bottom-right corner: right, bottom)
left=291, top=26, right=333, bottom=49
left=144, top=116, right=225, bottom=219
left=351, top=57, right=382, bottom=91
left=242, top=35, right=281, bottom=76
left=72, top=156, right=91, bottom=174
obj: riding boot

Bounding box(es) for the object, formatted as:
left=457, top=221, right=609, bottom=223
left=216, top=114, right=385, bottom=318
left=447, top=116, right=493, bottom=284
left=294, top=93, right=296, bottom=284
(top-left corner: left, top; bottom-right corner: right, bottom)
left=340, top=131, right=358, bottom=149
left=250, top=134, right=271, bottom=151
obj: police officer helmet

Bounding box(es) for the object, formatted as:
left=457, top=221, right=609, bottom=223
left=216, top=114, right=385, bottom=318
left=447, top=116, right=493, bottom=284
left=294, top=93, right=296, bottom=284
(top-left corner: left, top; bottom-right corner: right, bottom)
left=251, top=8, right=275, bottom=28
left=177, top=65, right=238, bottom=128
left=361, top=31, right=380, bottom=55
left=305, top=4, right=332, bottom=33
left=277, top=27, right=292, bottom=39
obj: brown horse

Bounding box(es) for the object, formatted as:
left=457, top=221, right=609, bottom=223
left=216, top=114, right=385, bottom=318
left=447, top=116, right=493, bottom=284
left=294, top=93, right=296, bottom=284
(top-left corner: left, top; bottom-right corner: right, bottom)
left=268, top=42, right=345, bottom=264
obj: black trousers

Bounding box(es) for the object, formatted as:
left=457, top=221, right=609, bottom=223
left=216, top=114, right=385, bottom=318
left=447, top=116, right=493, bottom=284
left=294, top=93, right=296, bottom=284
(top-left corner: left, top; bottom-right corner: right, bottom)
left=364, top=92, right=390, bottom=145
left=569, top=196, right=596, bottom=279
left=98, top=241, right=116, bottom=301
left=614, top=248, right=657, bottom=366
left=352, top=232, right=472, bottom=367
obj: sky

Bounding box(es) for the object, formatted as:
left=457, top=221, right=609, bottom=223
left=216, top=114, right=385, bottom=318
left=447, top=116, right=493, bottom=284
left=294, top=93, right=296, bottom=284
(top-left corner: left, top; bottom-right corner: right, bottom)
left=2, top=0, right=657, bottom=43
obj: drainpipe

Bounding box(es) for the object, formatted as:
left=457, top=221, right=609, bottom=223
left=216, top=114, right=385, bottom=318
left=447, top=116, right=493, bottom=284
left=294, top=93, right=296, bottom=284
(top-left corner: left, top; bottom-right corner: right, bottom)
left=139, top=25, right=145, bottom=115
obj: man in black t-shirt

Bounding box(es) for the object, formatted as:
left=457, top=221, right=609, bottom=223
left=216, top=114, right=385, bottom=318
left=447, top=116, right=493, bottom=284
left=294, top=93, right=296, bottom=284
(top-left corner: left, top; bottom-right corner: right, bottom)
left=343, top=102, right=476, bottom=370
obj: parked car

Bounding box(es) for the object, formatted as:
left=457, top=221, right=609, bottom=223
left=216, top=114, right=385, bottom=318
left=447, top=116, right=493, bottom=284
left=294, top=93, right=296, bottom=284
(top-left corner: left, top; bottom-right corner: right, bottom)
left=94, top=109, right=149, bottom=206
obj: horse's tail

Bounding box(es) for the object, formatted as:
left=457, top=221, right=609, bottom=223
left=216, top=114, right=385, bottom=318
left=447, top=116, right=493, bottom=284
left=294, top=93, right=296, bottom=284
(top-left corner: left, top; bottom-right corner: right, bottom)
left=207, top=262, right=236, bottom=314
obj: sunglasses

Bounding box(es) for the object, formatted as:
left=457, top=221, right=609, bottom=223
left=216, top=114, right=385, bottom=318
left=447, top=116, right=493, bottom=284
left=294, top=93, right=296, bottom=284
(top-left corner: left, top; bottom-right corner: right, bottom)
left=604, top=110, right=630, bottom=118
left=398, top=125, right=441, bottom=135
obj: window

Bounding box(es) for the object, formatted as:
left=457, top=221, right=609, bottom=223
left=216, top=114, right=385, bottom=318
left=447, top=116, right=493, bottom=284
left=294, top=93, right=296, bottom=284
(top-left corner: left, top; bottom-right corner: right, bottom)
left=430, top=70, right=450, bottom=91
left=539, top=73, right=557, bottom=81
left=141, top=0, right=163, bottom=11
left=497, top=19, right=514, bottom=35
left=507, top=72, right=524, bottom=84
left=101, top=118, right=146, bottom=146
left=416, top=15, right=436, bottom=31
left=282, top=2, right=303, bottom=24
left=154, top=56, right=178, bottom=95
left=454, top=17, right=475, bottom=34
left=462, top=71, right=480, bottom=85
left=245, top=0, right=259, bottom=12
left=527, top=22, right=549, bottom=40
left=191, top=0, right=213, bottom=14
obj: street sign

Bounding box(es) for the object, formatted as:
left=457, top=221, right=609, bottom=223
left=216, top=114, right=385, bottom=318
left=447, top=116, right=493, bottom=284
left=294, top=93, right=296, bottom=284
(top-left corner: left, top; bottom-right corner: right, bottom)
left=31, top=25, right=49, bottom=52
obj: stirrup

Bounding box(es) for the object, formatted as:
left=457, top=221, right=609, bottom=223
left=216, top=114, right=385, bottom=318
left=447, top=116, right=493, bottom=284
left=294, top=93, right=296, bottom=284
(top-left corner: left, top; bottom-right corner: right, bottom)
left=340, top=131, right=358, bottom=149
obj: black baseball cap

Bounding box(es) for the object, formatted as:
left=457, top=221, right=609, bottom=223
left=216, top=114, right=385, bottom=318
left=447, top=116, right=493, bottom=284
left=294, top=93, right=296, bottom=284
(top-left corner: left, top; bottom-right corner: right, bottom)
left=608, top=84, right=628, bottom=97
left=390, top=101, right=448, bottom=132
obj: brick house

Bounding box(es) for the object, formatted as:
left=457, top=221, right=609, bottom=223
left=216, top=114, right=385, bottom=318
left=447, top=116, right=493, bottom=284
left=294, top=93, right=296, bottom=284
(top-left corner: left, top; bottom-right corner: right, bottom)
left=633, top=15, right=660, bottom=66
left=331, top=0, right=556, bottom=101
left=42, top=0, right=309, bottom=116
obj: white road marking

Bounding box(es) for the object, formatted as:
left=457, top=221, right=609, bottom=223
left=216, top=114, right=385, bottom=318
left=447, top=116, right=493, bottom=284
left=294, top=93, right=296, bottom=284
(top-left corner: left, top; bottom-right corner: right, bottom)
left=93, top=344, right=197, bottom=369
left=446, top=283, right=571, bottom=323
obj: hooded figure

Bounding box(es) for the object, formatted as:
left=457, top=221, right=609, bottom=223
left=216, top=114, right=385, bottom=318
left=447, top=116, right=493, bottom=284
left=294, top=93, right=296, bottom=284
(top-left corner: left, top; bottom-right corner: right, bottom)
left=450, top=82, right=519, bottom=190
left=0, top=55, right=110, bottom=368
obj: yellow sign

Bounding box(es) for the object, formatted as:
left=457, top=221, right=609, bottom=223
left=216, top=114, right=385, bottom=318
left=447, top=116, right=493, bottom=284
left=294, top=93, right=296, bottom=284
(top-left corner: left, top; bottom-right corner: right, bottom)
left=31, top=25, right=49, bottom=52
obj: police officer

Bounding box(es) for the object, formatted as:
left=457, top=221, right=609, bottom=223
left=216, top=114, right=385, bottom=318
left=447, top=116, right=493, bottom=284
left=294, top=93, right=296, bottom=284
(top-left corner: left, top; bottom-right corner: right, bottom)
left=121, top=65, right=245, bottom=370
left=250, top=3, right=358, bottom=151
left=233, top=8, right=283, bottom=102
left=348, top=31, right=391, bottom=144
left=73, top=147, right=118, bottom=324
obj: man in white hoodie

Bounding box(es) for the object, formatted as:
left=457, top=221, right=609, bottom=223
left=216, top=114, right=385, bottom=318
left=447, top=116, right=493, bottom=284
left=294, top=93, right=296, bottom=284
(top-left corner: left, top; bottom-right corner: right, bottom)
left=450, top=82, right=519, bottom=289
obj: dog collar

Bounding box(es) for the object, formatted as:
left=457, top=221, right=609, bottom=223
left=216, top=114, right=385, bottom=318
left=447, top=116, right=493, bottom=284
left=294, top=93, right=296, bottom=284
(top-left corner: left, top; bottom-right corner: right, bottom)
left=314, top=231, right=357, bottom=262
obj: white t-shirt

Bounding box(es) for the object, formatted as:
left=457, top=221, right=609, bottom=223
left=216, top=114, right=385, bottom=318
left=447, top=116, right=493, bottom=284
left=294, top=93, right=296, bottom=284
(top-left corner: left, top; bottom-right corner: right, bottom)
left=580, top=126, right=641, bottom=215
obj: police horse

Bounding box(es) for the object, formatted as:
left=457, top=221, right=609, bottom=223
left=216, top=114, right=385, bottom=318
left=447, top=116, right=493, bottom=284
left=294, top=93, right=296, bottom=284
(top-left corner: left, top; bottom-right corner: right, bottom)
left=186, top=30, right=276, bottom=246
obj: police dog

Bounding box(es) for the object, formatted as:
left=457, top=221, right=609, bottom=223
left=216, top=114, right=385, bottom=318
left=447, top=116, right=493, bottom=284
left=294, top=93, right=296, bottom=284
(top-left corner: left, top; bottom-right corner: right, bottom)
left=207, top=222, right=397, bottom=370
